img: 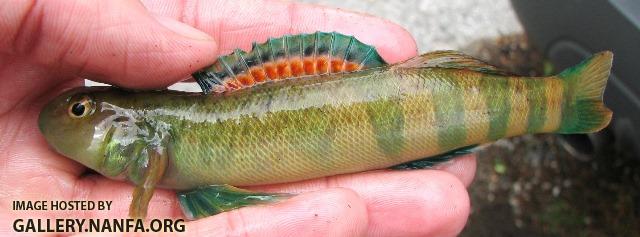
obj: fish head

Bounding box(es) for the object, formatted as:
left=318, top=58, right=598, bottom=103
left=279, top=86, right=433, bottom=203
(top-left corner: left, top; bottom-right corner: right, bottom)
left=39, top=87, right=142, bottom=178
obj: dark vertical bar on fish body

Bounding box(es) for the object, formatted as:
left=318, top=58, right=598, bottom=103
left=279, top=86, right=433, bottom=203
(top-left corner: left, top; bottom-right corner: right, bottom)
left=482, top=74, right=512, bottom=141
left=432, top=73, right=467, bottom=150
left=525, top=78, right=548, bottom=133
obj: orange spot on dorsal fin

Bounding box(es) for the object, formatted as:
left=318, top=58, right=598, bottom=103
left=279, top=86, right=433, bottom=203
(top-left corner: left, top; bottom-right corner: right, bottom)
left=192, top=32, right=388, bottom=94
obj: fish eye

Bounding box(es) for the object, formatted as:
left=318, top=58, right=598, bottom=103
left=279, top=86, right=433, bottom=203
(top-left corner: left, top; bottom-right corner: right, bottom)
left=68, top=96, right=94, bottom=118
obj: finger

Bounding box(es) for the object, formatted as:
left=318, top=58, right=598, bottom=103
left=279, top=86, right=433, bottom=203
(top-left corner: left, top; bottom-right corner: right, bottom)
left=141, top=0, right=418, bottom=63
left=436, top=154, right=477, bottom=187
left=1, top=0, right=216, bottom=89
left=255, top=170, right=470, bottom=237
left=0, top=78, right=87, bottom=190
left=65, top=168, right=468, bottom=236
left=72, top=188, right=368, bottom=237
left=184, top=188, right=367, bottom=237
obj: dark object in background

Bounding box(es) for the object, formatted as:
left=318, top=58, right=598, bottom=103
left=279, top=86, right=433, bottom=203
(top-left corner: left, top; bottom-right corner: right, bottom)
left=511, top=0, right=640, bottom=160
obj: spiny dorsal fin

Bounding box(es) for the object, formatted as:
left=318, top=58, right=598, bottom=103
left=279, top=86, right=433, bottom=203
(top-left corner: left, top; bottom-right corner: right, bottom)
left=395, top=50, right=511, bottom=76
left=192, top=32, right=387, bottom=94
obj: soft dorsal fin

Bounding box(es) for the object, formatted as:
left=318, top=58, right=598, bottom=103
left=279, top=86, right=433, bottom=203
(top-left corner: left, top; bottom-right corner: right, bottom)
left=192, top=32, right=387, bottom=94
left=394, top=50, right=511, bottom=76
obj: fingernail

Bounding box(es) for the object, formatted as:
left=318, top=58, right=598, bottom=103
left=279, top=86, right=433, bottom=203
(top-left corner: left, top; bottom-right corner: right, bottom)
left=155, top=16, right=213, bottom=41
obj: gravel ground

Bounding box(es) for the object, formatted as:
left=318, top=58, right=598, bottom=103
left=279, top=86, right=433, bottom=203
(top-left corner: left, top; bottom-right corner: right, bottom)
left=298, top=0, right=522, bottom=51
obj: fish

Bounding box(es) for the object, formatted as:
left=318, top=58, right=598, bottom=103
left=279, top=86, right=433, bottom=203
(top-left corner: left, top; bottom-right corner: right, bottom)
left=38, top=32, right=613, bottom=219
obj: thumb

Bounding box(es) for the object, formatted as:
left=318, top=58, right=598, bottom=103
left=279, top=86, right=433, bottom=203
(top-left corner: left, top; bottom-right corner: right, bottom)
left=1, top=0, right=217, bottom=88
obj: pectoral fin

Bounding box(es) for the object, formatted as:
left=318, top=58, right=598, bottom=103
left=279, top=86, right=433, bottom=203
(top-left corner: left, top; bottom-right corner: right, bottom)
left=128, top=146, right=168, bottom=219
left=177, top=185, right=292, bottom=220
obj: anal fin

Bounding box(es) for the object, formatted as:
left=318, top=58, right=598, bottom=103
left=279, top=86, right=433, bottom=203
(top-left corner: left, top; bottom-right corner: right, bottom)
left=177, top=185, right=292, bottom=220
left=390, top=145, right=477, bottom=170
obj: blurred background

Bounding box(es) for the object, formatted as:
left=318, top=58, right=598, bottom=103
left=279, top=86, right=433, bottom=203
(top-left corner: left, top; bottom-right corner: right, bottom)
left=296, top=0, right=640, bottom=236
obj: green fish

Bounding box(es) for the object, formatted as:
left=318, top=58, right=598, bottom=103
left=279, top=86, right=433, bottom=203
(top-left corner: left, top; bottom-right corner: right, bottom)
left=38, top=32, right=613, bottom=219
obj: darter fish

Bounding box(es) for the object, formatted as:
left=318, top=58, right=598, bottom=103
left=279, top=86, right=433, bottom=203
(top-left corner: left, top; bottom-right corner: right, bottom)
left=38, top=32, right=613, bottom=219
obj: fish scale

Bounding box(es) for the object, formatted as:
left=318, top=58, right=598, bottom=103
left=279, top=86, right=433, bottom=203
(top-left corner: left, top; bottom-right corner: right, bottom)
left=162, top=68, right=572, bottom=189
left=38, top=32, right=613, bottom=219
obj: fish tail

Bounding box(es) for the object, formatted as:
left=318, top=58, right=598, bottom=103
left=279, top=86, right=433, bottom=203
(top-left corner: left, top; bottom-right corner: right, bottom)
left=557, top=51, right=613, bottom=134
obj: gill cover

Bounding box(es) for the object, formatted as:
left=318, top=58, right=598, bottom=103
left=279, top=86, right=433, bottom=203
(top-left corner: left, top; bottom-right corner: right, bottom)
left=38, top=87, right=171, bottom=219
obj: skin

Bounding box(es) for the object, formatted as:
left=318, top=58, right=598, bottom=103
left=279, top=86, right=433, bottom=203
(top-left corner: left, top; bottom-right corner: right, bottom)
left=0, top=0, right=476, bottom=236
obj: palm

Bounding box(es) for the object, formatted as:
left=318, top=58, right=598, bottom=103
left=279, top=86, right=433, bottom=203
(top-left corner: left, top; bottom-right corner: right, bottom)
left=1, top=0, right=475, bottom=236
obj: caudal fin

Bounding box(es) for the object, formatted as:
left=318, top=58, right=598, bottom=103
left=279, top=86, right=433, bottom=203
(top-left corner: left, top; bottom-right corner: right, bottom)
left=557, top=51, right=613, bottom=134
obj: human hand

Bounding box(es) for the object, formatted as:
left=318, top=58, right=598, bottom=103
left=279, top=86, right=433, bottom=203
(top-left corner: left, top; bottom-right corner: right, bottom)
left=0, top=0, right=476, bottom=236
